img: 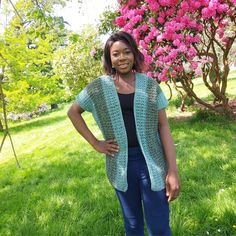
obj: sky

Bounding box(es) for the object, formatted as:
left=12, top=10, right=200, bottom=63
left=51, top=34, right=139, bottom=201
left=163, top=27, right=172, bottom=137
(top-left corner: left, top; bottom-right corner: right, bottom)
left=54, top=0, right=117, bottom=32
left=0, top=0, right=117, bottom=36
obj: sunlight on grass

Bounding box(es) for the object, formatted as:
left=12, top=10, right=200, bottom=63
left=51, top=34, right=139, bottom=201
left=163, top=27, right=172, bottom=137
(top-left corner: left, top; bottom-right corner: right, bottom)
left=160, top=69, right=236, bottom=102
left=1, top=88, right=236, bottom=235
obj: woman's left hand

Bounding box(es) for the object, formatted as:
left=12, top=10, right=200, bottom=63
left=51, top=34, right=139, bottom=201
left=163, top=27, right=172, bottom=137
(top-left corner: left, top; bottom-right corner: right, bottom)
left=165, top=170, right=181, bottom=202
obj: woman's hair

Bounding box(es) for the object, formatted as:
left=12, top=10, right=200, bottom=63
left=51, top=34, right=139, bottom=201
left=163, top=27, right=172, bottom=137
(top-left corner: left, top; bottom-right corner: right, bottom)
left=103, top=31, right=145, bottom=75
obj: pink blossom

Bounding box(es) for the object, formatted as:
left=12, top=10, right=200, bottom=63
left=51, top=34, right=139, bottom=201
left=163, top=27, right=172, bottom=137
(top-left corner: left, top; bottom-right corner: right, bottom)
left=190, top=61, right=199, bottom=70
left=139, top=40, right=148, bottom=50
left=182, top=15, right=191, bottom=26
left=159, top=0, right=178, bottom=7
left=187, top=48, right=197, bottom=58
left=195, top=67, right=202, bottom=77
left=168, top=50, right=178, bottom=60
left=201, top=7, right=216, bottom=19
left=216, top=28, right=224, bottom=39
left=125, top=0, right=137, bottom=7
left=171, top=71, right=177, bottom=77
left=197, top=24, right=204, bottom=31
left=192, top=35, right=201, bottom=43
left=90, top=49, right=96, bottom=57
left=123, top=22, right=133, bottom=31
left=155, top=47, right=165, bottom=55
left=188, top=20, right=198, bottom=29
left=158, top=73, right=169, bottom=82
left=150, top=27, right=160, bottom=36
left=226, top=8, right=233, bottom=16
left=149, top=17, right=156, bottom=24
left=156, top=35, right=163, bottom=43
left=140, top=5, right=147, bottom=11
left=133, top=28, right=140, bottom=40
left=219, top=19, right=229, bottom=28
left=147, top=72, right=153, bottom=78
left=116, top=0, right=234, bottom=81
left=179, top=45, right=188, bottom=53
left=193, top=1, right=201, bottom=9
left=180, top=1, right=189, bottom=11
left=165, top=8, right=175, bottom=16
left=157, top=16, right=165, bottom=24
left=177, top=9, right=185, bottom=17
left=148, top=2, right=160, bottom=12
left=173, top=39, right=181, bottom=47
left=153, top=72, right=159, bottom=78
left=132, top=15, right=143, bottom=24
left=217, top=4, right=229, bottom=13
left=141, top=24, right=148, bottom=31
left=222, top=38, right=229, bottom=46
left=144, top=36, right=151, bottom=44
left=115, top=16, right=126, bottom=27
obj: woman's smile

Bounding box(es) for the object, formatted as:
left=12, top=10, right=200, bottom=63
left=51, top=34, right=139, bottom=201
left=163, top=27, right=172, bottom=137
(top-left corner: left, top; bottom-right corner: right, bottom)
left=110, top=41, right=135, bottom=75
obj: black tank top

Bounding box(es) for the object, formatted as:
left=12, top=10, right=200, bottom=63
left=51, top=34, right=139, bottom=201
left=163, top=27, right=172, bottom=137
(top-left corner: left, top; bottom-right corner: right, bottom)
left=117, top=92, right=139, bottom=147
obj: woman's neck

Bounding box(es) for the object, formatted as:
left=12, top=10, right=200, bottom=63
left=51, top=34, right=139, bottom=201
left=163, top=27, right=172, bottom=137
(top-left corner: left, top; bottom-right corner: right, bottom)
left=115, top=71, right=135, bottom=82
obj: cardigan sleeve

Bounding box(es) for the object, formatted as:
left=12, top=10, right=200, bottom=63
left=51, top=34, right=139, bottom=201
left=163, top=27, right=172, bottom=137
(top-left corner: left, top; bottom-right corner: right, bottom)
left=76, top=86, right=93, bottom=112
left=156, top=83, right=168, bottom=111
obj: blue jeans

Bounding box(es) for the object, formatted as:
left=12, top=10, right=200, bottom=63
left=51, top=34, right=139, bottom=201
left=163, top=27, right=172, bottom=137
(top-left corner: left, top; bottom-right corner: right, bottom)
left=115, top=147, right=171, bottom=236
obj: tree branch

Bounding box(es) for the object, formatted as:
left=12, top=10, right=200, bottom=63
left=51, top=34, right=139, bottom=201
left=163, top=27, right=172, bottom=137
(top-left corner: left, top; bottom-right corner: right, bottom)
left=8, top=0, right=24, bottom=23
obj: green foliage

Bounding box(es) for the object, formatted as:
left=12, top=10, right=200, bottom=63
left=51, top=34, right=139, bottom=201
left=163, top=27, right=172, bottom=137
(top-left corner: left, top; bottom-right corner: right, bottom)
left=169, top=95, right=194, bottom=108
left=0, top=0, right=71, bottom=113
left=98, top=6, right=120, bottom=35
left=0, top=1, right=104, bottom=113
left=192, top=109, right=231, bottom=122
left=53, top=25, right=103, bottom=99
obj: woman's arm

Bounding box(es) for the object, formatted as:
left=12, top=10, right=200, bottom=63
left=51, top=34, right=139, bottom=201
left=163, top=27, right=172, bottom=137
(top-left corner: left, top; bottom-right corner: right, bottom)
left=158, top=109, right=180, bottom=202
left=67, top=103, right=119, bottom=156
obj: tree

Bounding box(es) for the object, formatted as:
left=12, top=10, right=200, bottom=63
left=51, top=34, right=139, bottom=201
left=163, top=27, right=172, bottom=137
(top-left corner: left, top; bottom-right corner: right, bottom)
left=53, top=25, right=103, bottom=99
left=98, top=6, right=120, bottom=35
left=115, top=0, right=236, bottom=117
left=0, top=0, right=69, bottom=113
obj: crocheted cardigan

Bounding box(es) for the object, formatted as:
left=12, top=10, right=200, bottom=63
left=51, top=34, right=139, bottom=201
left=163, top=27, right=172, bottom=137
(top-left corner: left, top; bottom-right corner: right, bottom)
left=76, top=73, right=168, bottom=192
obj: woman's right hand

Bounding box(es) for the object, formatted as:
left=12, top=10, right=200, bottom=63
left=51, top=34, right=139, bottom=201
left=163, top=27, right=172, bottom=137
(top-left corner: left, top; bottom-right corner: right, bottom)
left=92, top=139, right=119, bottom=157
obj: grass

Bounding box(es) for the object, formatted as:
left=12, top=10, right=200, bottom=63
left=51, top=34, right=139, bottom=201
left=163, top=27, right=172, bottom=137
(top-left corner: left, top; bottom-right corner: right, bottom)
left=160, top=69, right=236, bottom=103
left=1, top=71, right=236, bottom=236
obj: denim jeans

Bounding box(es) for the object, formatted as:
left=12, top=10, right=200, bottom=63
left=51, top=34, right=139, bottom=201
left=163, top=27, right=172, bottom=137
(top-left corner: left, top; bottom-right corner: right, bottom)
left=115, top=146, right=171, bottom=236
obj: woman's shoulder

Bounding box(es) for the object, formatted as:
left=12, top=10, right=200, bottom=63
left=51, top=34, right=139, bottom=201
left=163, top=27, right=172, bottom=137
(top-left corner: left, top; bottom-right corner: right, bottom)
left=91, top=75, right=111, bottom=84
left=85, top=75, right=112, bottom=92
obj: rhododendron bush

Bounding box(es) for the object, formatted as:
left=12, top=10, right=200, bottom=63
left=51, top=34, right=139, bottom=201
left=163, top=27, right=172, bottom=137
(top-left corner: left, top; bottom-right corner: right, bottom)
left=115, top=0, right=236, bottom=115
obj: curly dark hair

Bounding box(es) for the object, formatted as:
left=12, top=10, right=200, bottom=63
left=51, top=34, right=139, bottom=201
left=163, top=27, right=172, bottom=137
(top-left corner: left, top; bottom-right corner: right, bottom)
left=103, top=31, right=145, bottom=75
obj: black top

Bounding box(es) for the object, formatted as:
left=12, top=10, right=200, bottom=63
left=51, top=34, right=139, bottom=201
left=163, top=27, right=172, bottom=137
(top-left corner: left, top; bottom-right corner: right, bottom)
left=118, top=92, right=139, bottom=147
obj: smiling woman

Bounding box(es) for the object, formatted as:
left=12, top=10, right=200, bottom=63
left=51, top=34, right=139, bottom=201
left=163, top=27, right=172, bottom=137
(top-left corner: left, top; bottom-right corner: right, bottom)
left=110, top=41, right=135, bottom=75
left=67, top=31, right=180, bottom=236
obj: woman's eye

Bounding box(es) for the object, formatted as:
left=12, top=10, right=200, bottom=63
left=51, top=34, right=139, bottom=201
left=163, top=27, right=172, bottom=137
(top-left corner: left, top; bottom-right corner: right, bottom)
left=112, top=53, right=119, bottom=57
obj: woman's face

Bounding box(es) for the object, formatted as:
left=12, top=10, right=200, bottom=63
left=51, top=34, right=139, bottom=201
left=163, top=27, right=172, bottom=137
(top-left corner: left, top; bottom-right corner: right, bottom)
left=110, top=41, right=134, bottom=76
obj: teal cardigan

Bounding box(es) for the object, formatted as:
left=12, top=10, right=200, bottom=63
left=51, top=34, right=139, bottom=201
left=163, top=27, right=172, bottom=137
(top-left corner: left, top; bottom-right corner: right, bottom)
left=76, top=73, right=168, bottom=192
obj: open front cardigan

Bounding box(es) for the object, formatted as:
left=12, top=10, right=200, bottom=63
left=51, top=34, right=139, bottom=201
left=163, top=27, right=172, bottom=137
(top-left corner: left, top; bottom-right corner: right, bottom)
left=76, top=73, right=168, bottom=192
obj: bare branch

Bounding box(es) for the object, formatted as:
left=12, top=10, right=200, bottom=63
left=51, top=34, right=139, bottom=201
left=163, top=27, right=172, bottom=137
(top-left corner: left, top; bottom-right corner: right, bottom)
left=8, top=0, right=24, bottom=23
left=0, top=53, right=11, bottom=68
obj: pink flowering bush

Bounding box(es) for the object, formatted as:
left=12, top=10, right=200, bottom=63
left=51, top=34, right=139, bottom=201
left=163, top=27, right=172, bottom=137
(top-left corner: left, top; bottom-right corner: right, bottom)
left=115, top=0, right=236, bottom=115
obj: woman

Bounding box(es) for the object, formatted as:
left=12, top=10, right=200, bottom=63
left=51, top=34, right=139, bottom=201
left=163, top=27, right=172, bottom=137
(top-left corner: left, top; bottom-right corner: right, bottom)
left=68, top=31, right=180, bottom=236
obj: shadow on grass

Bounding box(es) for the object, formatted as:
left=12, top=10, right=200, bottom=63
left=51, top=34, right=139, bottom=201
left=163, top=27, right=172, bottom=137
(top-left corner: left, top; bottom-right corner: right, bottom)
left=0, top=148, right=123, bottom=236
left=170, top=119, right=236, bottom=236
left=1, top=118, right=236, bottom=235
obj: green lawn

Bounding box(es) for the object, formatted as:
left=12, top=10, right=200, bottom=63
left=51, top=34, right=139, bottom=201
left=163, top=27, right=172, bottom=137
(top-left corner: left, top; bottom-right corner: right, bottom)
left=1, top=104, right=236, bottom=236
left=160, top=70, right=236, bottom=102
